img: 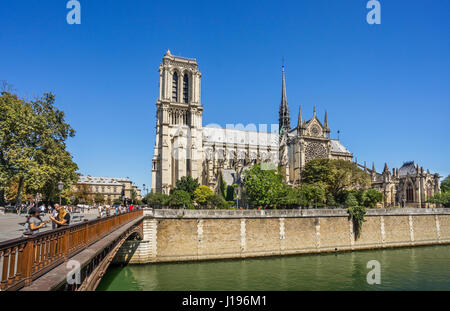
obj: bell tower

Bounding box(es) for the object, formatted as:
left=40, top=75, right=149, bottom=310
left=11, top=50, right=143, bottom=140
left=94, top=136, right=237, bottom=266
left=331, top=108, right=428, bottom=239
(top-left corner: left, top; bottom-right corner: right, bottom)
left=151, top=50, right=203, bottom=194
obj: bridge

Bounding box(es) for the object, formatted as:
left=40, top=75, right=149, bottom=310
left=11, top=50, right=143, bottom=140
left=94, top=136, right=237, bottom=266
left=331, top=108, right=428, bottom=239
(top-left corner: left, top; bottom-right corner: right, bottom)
left=0, top=209, right=143, bottom=291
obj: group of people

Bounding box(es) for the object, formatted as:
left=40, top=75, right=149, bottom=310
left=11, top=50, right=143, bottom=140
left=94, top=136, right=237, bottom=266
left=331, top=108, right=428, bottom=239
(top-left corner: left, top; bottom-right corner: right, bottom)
left=97, top=204, right=134, bottom=218
left=24, top=204, right=71, bottom=235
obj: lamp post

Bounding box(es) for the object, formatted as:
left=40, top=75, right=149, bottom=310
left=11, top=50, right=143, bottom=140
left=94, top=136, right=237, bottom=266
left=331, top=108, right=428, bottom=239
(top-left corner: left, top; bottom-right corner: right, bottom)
left=57, top=181, right=64, bottom=205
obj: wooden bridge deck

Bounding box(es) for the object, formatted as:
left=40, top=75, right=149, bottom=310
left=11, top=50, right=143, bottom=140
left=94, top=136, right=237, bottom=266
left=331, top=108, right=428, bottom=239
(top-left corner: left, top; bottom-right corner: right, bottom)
left=0, top=210, right=143, bottom=291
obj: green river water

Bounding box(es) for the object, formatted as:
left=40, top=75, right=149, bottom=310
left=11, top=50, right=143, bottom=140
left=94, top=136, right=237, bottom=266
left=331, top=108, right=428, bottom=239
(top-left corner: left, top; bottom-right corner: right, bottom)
left=97, top=245, right=450, bottom=291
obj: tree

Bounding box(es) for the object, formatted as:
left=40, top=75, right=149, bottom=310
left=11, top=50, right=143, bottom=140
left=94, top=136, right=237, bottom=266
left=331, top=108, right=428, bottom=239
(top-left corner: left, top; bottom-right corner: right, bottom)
left=131, top=189, right=138, bottom=203
left=145, top=192, right=169, bottom=207
left=94, top=193, right=104, bottom=205
left=0, top=91, right=78, bottom=206
left=345, top=193, right=358, bottom=208
left=302, top=159, right=370, bottom=198
left=168, top=190, right=191, bottom=208
left=362, top=189, right=383, bottom=208
left=194, top=185, right=214, bottom=206
left=225, top=185, right=235, bottom=201
left=440, top=175, right=450, bottom=193
left=298, top=183, right=326, bottom=207
left=174, top=176, right=200, bottom=198
left=207, top=194, right=227, bottom=209
left=243, top=164, right=285, bottom=207
left=428, top=192, right=450, bottom=208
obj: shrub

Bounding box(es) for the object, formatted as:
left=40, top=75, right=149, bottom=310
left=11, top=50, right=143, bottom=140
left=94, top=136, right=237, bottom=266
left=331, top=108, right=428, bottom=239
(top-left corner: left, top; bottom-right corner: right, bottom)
left=345, top=193, right=358, bottom=208
left=168, top=190, right=191, bottom=208
left=194, top=185, right=214, bottom=206
left=348, top=206, right=366, bottom=239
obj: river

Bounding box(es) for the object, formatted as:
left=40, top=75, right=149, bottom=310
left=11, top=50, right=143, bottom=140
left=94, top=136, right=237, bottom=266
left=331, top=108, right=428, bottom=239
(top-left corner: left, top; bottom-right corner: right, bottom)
left=97, top=245, right=450, bottom=290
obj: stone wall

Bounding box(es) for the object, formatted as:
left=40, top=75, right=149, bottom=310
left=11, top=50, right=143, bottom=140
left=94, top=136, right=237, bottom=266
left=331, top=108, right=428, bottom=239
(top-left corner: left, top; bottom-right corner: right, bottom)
left=114, top=208, right=450, bottom=264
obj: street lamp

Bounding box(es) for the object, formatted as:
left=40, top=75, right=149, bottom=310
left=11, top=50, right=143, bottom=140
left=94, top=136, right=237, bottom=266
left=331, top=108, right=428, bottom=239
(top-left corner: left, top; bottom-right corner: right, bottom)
left=57, top=181, right=64, bottom=205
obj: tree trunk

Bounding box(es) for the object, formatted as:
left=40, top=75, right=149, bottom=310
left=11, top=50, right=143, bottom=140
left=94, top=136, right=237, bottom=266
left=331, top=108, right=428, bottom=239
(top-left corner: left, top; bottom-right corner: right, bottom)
left=0, top=189, right=5, bottom=206
left=15, top=176, right=24, bottom=208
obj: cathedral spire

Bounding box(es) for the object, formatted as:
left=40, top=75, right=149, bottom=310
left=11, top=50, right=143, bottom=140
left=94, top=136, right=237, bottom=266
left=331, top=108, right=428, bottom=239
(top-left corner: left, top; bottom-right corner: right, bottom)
left=383, top=162, right=389, bottom=173
left=279, top=64, right=291, bottom=133
left=324, top=110, right=328, bottom=128
left=297, top=104, right=303, bottom=128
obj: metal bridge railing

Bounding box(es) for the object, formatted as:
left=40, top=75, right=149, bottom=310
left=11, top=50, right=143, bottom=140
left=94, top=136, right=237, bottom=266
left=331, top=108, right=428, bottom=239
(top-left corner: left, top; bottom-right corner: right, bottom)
left=0, top=209, right=143, bottom=291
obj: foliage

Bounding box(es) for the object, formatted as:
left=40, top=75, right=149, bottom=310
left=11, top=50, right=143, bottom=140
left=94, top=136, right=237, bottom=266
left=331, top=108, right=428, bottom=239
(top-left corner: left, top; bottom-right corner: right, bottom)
left=345, top=192, right=358, bottom=207
left=427, top=192, right=450, bottom=208
left=348, top=206, right=366, bottom=239
left=302, top=159, right=370, bottom=198
left=0, top=91, right=78, bottom=205
left=298, top=183, right=326, bottom=207
left=441, top=175, right=450, bottom=193
left=362, top=189, right=384, bottom=208
left=93, top=193, right=104, bottom=204
left=145, top=192, right=169, bottom=207
left=326, top=192, right=337, bottom=206
left=168, top=190, right=191, bottom=208
left=243, top=164, right=284, bottom=207
left=224, top=185, right=234, bottom=201
left=174, top=176, right=200, bottom=198
left=194, top=185, right=214, bottom=206
left=207, top=194, right=227, bottom=209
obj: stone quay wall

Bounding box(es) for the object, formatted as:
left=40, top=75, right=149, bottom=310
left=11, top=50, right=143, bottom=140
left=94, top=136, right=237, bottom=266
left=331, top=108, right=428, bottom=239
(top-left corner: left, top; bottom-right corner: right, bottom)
left=113, top=208, right=450, bottom=264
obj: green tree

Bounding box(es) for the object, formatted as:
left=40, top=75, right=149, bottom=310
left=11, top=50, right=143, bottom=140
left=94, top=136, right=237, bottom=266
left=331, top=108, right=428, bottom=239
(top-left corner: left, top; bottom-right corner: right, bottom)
left=345, top=192, right=358, bottom=207
left=168, top=190, right=191, bottom=208
left=302, top=159, right=370, bottom=198
left=194, top=185, right=214, bottom=206
left=243, top=164, right=285, bottom=207
left=362, top=189, right=383, bottom=208
left=326, top=192, right=337, bottom=206
left=0, top=91, right=78, bottom=206
left=174, top=176, right=200, bottom=198
left=94, top=193, right=104, bottom=205
left=145, top=192, right=169, bottom=207
left=225, top=185, right=235, bottom=201
left=298, top=183, right=326, bottom=207
left=207, top=194, right=227, bottom=209
left=440, top=175, right=450, bottom=193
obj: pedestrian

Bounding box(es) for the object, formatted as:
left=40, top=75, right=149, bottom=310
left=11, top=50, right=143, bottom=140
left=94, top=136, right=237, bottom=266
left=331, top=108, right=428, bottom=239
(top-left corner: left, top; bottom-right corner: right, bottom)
left=49, top=204, right=71, bottom=228
left=24, top=207, right=50, bottom=236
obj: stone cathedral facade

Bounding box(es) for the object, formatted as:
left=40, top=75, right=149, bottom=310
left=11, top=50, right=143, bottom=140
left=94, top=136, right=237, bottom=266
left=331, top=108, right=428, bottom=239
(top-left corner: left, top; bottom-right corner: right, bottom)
left=151, top=51, right=440, bottom=207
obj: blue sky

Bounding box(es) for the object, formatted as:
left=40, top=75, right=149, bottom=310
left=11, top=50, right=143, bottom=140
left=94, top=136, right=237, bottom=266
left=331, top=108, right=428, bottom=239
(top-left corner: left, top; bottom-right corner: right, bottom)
left=1, top=0, right=449, bottom=192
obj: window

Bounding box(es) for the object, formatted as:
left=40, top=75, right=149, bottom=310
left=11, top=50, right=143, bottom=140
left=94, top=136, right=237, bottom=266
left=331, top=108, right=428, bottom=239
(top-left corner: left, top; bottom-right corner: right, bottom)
left=183, top=74, right=189, bottom=103
left=172, top=72, right=178, bottom=102
left=406, top=184, right=414, bottom=202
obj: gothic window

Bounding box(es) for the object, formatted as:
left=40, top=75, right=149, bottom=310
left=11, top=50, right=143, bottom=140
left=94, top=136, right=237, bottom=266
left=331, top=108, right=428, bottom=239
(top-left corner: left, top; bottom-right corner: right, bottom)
left=305, top=142, right=328, bottom=163
left=172, top=72, right=178, bottom=102
left=183, top=74, right=189, bottom=103
left=406, top=184, right=414, bottom=202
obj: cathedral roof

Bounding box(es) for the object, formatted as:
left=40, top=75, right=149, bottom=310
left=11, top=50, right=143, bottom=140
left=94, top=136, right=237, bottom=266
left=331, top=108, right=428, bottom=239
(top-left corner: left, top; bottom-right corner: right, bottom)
left=330, top=139, right=352, bottom=154
left=399, top=161, right=418, bottom=176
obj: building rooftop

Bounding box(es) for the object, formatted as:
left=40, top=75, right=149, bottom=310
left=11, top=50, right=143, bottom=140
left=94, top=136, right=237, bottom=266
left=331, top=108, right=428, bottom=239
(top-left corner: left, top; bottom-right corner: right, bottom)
left=330, top=139, right=352, bottom=154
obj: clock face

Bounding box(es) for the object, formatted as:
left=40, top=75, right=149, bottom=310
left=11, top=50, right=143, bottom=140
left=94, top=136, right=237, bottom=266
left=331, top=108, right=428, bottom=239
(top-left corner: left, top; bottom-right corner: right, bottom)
left=311, top=125, right=321, bottom=136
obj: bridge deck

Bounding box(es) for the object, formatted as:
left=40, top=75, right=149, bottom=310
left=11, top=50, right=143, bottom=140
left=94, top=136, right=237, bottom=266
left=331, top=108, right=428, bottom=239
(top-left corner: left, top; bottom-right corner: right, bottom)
left=21, top=215, right=144, bottom=291
left=0, top=210, right=143, bottom=291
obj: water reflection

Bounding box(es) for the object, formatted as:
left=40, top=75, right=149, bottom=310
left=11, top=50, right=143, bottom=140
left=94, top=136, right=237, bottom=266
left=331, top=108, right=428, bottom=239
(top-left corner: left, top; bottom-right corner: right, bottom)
left=97, top=245, right=450, bottom=291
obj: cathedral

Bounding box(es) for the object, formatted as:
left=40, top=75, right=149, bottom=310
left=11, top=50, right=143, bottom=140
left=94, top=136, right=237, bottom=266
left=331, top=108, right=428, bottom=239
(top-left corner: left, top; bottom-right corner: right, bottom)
left=151, top=51, right=441, bottom=207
